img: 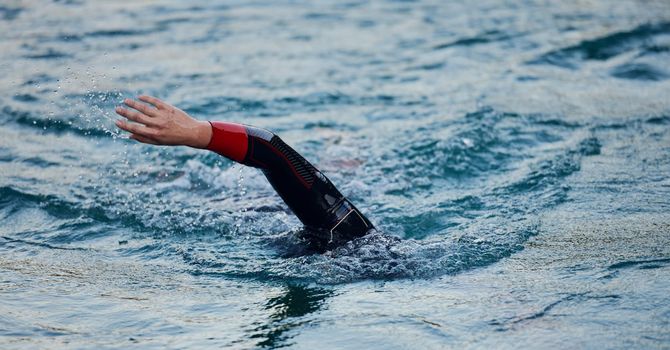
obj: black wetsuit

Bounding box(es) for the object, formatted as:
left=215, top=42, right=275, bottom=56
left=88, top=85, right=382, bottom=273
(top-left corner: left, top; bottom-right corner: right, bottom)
left=206, top=121, right=374, bottom=252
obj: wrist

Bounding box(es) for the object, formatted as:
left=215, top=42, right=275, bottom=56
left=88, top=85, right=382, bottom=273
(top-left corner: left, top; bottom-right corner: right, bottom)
left=189, top=120, right=213, bottom=149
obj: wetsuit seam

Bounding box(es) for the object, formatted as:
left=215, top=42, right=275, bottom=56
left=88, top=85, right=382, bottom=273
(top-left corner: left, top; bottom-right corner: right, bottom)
left=247, top=138, right=270, bottom=168
left=256, top=138, right=313, bottom=189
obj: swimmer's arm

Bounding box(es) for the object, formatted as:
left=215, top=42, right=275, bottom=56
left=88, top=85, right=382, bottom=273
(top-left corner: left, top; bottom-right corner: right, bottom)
left=114, top=95, right=212, bottom=148
left=116, top=96, right=373, bottom=241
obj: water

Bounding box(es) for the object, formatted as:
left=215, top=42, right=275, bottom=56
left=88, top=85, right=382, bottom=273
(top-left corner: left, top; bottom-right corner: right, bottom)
left=1, top=0, right=670, bottom=348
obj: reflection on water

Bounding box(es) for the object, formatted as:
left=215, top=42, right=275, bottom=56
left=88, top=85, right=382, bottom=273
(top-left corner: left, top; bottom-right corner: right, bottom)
left=251, top=285, right=333, bottom=348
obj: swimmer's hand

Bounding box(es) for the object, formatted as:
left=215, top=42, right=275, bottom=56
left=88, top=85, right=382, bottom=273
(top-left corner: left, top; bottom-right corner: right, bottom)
left=114, top=95, right=212, bottom=148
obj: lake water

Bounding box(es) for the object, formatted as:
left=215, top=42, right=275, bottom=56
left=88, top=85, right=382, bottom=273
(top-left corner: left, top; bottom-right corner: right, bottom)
left=1, top=0, right=670, bottom=348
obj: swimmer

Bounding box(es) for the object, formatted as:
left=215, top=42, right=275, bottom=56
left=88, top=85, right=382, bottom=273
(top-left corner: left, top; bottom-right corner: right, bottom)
left=115, top=95, right=374, bottom=252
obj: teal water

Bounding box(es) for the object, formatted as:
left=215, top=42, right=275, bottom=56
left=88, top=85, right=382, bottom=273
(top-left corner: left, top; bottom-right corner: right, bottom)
left=1, top=0, right=670, bottom=348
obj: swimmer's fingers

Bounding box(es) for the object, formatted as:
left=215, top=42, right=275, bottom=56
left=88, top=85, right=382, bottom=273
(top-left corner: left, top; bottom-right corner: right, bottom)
left=124, top=98, right=160, bottom=118
left=129, top=134, right=160, bottom=145
left=138, top=95, right=169, bottom=110
left=115, top=119, right=158, bottom=139
left=115, top=106, right=159, bottom=127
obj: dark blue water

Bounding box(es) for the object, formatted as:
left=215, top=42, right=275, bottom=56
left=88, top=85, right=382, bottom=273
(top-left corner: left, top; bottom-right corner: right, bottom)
left=1, top=0, right=670, bottom=348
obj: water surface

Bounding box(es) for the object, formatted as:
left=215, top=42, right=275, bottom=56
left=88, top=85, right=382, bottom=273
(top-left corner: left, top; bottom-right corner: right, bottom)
left=1, top=0, right=670, bottom=348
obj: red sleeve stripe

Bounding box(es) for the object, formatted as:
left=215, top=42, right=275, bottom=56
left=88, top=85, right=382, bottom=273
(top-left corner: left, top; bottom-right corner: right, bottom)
left=206, top=121, right=248, bottom=163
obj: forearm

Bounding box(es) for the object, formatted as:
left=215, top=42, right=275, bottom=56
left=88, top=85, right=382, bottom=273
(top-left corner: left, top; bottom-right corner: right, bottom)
left=205, top=121, right=252, bottom=163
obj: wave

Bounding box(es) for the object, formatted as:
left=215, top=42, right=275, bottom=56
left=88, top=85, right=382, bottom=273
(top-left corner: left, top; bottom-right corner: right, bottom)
left=181, top=92, right=423, bottom=118
left=528, top=22, right=670, bottom=69
left=488, top=292, right=620, bottom=331
left=610, top=63, right=668, bottom=81
left=0, top=5, right=22, bottom=21
left=23, top=49, right=72, bottom=60
left=1, top=89, right=130, bottom=138
left=432, top=30, right=517, bottom=50
left=383, top=108, right=581, bottom=184
left=0, top=105, right=113, bottom=138
left=608, top=258, right=670, bottom=270
left=0, top=186, right=109, bottom=223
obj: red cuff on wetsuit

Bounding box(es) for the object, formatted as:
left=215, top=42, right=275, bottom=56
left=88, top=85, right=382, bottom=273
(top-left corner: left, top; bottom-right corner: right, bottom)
left=206, top=121, right=248, bottom=163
